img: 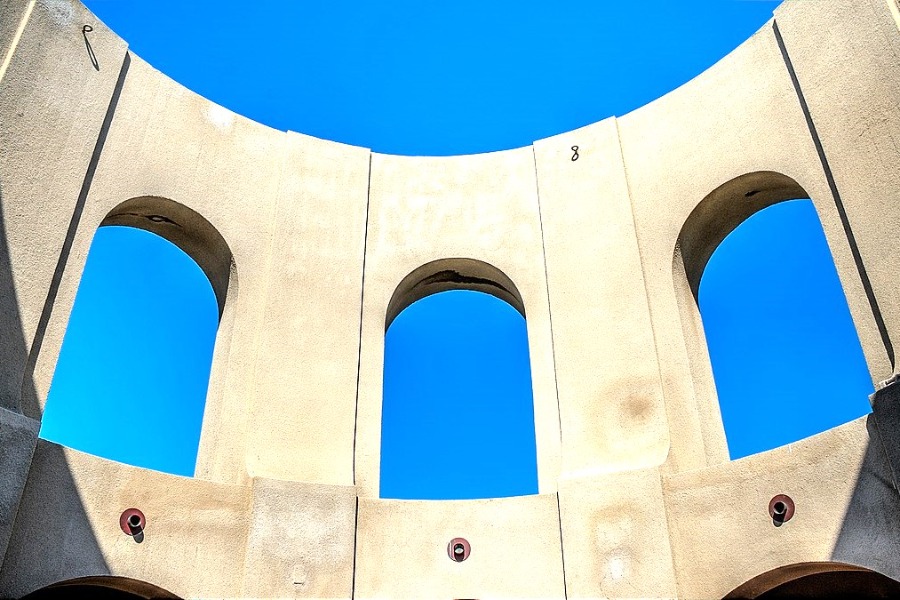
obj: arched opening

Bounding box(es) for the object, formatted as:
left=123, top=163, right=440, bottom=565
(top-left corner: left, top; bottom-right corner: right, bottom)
left=724, top=562, right=900, bottom=599
left=380, top=258, right=538, bottom=499
left=22, top=575, right=181, bottom=599
left=677, top=173, right=873, bottom=459
left=39, top=197, right=233, bottom=476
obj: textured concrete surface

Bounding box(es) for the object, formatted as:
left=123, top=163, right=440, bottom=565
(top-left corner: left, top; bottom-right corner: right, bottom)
left=0, top=0, right=127, bottom=417
left=0, top=408, right=38, bottom=570
left=0, top=0, right=898, bottom=597
left=0, top=441, right=251, bottom=599
left=356, top=494, right=564, bottom=599
left=559, top=468, right=677, bottom=599
left=664, top=416, right=900, bottom=599
left=534, top=118, right=669, bottom=480
left=355, top=148, right=561, bottom=498
left=241, top=478, right=357, bottom=599
left=618, top=15, right=890, bottom=476
left=247, top=131, right=370, bottom=488
left=775, top=0, right=900, bottom=379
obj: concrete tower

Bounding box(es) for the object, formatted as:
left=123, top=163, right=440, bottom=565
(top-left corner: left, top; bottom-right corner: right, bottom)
left=1, top=0, right=900, bottom=597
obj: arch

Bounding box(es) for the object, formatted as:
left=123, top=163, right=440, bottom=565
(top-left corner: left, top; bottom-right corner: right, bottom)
left=102, top=196, right=233, bottom=318
left=677, top=171, right=806, bottom=301
left=380, top=259, right=537, bottom=499
left=385, top=258, right=525, bottom=331
left=674, top=172, right=873, bottom=459
left=40, top=196, right=235, bottom=476
left=22, top=575, right=182, bottom=599
left=724, top=562, right=900, bottom=599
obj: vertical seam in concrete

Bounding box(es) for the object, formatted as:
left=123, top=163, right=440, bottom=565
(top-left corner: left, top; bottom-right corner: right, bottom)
left=21, top=51, right=131, bottom=416
left=350, top=495, right=360, bottom=599
left=615, top=120, right=685, bottom=595
left=773, top=18, right=895, bottom=371
left=0, top=0, right=35, bottom=86
left=351, top=151, right=372, bottom=488
left=555, top=492, right=569, bottom=599
left=530, top=145, right=564, bottom=458
left=655, top=469, right=684, bottom=599
left=613, top=118, right=685, bottom=468
left=236, top=477, right=256, bottom=597
left=871, top=411, right=900, bottom=495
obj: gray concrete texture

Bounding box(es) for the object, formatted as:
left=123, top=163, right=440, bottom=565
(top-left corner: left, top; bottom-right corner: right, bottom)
left=0, top=0, right=899, bottom=597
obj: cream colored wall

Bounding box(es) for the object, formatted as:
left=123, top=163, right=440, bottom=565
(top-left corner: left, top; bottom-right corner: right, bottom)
left=240, top=477, right=358, bottom=599
left=663, top=415, right=900, bottom=599
left=27, top=54, right=289, bottom=486
left=355, top=149, right=561, bottom=498
left=25, top=53, right=369, bottom=488
left=1, top=0, right=899, bottom=598
left=774, top=0, right=900, bottom=377
left=559, top=467, right=677, bottom=599
left=0, top=442, right=359, bottom=599
left=356, top=494, right=564, bottom=599
left=0, top=0, right=127, bottom=416
left=617, top=17, right=891, bottom=476
left=534, top=118, right=669, bottom=480
left=0, top=441, right=252, bottom=599
left=245, top=131, right=369, bottom=487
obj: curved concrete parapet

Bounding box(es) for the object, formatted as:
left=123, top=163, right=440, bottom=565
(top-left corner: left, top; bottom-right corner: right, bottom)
left=0, top=0, right=899, bottom=597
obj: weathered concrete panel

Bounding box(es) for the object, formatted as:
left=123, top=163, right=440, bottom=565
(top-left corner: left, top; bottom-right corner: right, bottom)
left=0, top=442, right=251, bottom=599
left=242, top=478, right=357, bottom=599
left=26, top=55, right=289, bottom=485
left=559, top=468, right=677, bottom=599
left=617, top=18, right=887, bottom=475
left=356, top=494, right=564, bottom=599
left=247, top=132, right=370, bottom=487
left=664, top=416, right=900, bottom=599
left=356, top=148, right=560, bottom=497
left=1, top=0, right=899, bottom=597
left=0, top=407, right=38, bottom=568
left=534, top=118, right=668, bottom=479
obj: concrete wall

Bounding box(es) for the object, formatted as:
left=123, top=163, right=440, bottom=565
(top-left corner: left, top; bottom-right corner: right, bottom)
left=0, top=0, right=899, bottom=598
left=355, top=148, right=560, bottom=498
left=0, top=0, right=127, bottom=417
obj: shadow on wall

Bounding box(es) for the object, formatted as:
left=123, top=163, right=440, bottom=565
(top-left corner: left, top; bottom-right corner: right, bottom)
left=675, top=171, right=900, bottom=593
left=831, top=402, right=900, bottom=577
left=0, top=185, right=29, bottom=415
left=675, top=171, right=885, bottom=458
left=0, top=186, right=110, bottom=596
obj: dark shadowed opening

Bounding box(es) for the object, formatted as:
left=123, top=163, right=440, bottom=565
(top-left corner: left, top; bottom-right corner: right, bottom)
left=724, top=562, right=900, bottom=599
left=22, top=575, right=181, bottom=599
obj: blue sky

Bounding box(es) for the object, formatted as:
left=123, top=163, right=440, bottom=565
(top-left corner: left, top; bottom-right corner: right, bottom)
left=699, top=201, right=872, bottom=459
left=39, top=0, right=873, bottom=496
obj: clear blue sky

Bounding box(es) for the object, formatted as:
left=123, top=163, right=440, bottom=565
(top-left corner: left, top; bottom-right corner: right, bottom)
left=40, top=0, right=873, bottom=495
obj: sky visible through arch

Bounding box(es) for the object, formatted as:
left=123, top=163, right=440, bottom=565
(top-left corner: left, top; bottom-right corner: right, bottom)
left=39, top=0, right=874, bottom=492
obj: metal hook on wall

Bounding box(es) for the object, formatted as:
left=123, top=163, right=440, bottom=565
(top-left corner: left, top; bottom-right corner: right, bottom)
left=82, top=24, right=99, bottom=71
